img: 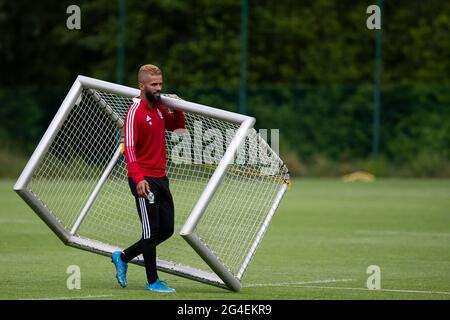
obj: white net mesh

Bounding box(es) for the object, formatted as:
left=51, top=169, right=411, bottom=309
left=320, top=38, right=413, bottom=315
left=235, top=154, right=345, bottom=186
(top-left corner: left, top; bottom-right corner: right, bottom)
left=27, top=86, right=289, bottom=283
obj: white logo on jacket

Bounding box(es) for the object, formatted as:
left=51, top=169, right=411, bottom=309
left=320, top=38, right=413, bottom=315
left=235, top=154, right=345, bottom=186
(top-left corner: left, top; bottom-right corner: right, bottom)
left=146, top=115, right=152, bottom=125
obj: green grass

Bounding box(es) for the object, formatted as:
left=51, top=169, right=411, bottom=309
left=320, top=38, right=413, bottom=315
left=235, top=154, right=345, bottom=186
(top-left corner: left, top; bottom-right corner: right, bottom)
left=1, top=178, right=450, bottom=300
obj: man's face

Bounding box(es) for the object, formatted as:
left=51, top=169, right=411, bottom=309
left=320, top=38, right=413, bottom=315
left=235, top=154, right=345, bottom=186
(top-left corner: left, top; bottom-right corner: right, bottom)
left=140, top=74, right=163, bottom=103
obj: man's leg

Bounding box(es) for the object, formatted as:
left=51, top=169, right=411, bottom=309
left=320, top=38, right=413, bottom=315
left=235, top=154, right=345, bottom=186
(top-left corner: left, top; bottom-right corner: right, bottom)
left=112, top=178, right=147, bottom=288
left=138, top=194, right=160, bottom=285
left=122, top=177, right=149, bottom=262
left=155, top=176, right=174, bottom=245
left=121, top=239, right=142, bottom=263
left=119, top=191, right=160, bottom=286
left=143, top=177, right=176, bottom=293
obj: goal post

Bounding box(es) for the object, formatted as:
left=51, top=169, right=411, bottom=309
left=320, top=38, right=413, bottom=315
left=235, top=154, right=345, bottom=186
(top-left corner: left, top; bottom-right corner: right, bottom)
left=14, top=75, right=290, bottom=292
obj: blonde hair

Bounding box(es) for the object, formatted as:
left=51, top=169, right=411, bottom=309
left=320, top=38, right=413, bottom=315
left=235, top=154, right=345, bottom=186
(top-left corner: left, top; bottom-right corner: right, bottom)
left=138, top=64, right=162, bottom=83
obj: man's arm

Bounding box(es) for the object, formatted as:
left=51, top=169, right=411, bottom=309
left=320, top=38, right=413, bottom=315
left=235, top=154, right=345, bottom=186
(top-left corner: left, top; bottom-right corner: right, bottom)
left=124, top=105, right=151, bottom=197
left=165, top=109, right=186, bottom=132
left=123, top=103, right=146, bottom=185
left=161, top=95, right=186, bottom=131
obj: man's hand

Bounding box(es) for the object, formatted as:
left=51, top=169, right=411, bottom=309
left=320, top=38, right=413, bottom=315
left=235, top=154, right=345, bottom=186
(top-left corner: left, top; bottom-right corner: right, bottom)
left=136, top=180, right=151, bottom=198
left=161, top=94, right=183, bottom=113
left=165, top=93, right=182, bottom=100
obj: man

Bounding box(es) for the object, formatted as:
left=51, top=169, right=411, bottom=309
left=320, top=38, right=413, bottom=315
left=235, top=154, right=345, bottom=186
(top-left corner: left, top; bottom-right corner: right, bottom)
left=111, top=64, right=185, bottom=293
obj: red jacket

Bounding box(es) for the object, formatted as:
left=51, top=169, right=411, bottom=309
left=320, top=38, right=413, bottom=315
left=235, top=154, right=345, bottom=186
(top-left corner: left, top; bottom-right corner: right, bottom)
left=124, top=97, right=185, bottom=183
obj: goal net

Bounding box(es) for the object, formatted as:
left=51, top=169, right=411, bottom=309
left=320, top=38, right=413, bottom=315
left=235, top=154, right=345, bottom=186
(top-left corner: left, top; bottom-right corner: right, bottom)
left=14, top=76, right=290, bottom=291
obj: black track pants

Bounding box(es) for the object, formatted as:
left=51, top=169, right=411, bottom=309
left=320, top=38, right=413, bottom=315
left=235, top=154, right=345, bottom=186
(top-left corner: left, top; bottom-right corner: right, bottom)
left=122, top=176, right=174, bottom=284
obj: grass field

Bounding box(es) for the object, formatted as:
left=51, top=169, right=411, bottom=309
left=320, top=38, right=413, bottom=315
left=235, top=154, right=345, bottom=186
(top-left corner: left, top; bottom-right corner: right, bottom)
left=1, top=178, right=449, bottom=300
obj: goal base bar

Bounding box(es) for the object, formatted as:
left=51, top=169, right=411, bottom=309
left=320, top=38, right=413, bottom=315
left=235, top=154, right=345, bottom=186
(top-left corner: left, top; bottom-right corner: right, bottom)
left=69, top=236, right=229, bottom=290
left=182, top=233, right=242, bottom=292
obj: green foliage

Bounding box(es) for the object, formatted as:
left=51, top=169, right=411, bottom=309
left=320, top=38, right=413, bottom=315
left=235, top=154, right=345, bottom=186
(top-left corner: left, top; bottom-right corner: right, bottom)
left=400, top=153, right=450, bottom=178
left=0, top=1, right=449, bottom=177
left=0, top=150, right=27, bottom=179
left=383, top=85, right=450, bottom=162
left=0, top=89, right=43, bottom=153
left=363, top=157, right=390, bottom=177
left=384, top=0, right=450, bottom=83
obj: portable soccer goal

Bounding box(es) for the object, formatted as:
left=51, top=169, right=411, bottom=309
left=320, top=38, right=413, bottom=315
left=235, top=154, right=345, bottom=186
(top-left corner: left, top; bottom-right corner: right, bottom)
left=14, top=76, right=290, bottom=292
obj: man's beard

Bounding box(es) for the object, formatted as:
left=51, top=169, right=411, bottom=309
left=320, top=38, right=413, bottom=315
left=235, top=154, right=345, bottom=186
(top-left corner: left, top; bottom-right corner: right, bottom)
left=145, top=91, right=160, bottom=103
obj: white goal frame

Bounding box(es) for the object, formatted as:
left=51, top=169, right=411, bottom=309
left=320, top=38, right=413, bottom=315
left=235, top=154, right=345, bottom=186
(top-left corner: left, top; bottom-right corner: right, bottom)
left=14, top=75, right=289, bottom=292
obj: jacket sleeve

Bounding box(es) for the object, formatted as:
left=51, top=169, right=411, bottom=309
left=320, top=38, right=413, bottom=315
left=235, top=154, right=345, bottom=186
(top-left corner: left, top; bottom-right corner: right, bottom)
left=162, top=107, right=186, bottom=132
left=124, top=104, right=145, bottom=184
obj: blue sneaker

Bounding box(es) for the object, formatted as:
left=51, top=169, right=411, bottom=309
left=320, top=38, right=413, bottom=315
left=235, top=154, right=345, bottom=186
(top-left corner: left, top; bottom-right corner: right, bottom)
left=111, top=251, right=128, bottom=288
left=145, top=279, right=176, bottom=293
